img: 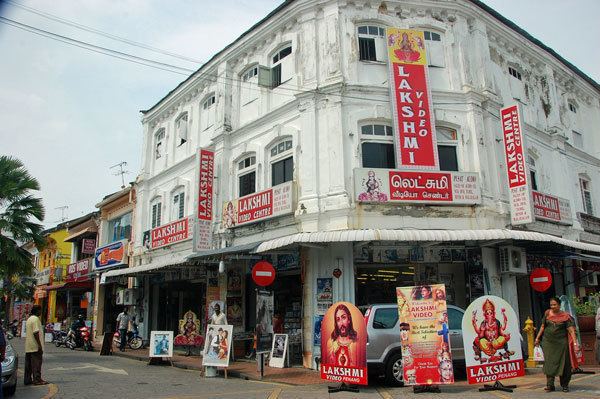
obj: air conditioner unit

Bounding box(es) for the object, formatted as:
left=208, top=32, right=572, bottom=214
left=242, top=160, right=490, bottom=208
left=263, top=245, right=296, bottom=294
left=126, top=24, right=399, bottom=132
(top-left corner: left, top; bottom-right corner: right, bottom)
left=123, top=289, right=138, bottom=306
left=499, top=246, right=527, bottom=275
left=584, top=271, right=598, bottom=286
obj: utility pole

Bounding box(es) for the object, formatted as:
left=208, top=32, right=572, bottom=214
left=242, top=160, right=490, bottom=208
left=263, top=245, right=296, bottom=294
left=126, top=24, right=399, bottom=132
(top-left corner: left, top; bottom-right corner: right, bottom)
left=110, top=161, right=129, bottom=189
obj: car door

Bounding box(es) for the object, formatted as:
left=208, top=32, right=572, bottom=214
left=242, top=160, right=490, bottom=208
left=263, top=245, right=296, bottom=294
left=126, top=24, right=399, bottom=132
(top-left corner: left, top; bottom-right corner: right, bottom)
left=367, top=306, right=400, bottom=362
left=447, top=306, right=465, bottom=360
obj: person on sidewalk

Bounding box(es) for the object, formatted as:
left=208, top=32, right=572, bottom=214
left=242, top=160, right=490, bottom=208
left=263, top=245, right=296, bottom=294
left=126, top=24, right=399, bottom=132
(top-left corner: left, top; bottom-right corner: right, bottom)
left=116, top=307, right=130, bottom=352
left=24, top=305, right=48, bottom=386
left=1, top=325, right=6, bottom=399
left=535, top=297, right=579, bottom=393
left=210, top=303, right=227, bottom=325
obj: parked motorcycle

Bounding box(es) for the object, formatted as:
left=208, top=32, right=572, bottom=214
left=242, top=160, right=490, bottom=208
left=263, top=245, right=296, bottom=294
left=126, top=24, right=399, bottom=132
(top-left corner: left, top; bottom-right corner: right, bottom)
left=113, top=322, right=143, bottom=350
left=67, top=326, right=93, bottom=351
left=54, top=330, right=69, bottom=347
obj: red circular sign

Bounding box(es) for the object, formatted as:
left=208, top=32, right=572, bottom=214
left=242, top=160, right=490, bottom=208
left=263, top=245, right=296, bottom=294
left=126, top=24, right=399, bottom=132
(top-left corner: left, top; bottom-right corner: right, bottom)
left=332, top=268, right=342, bottom=279
left=530, top=268, right=553, bottom=292
left=252, top=261, right=276, bottom=287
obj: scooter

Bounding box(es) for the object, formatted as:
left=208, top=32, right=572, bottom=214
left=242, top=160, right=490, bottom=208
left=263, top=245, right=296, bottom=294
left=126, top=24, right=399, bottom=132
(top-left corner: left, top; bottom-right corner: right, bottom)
left=54, top=330, right=69, bottom=347
left=113, top=322, right=143, bottom=350
left=67, top=326, right=93, bottom=351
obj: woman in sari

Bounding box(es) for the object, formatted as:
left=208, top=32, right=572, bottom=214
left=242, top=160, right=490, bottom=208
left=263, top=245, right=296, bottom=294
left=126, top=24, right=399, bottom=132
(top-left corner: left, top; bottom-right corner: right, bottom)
left=534, top=297, right=579, bottom=392
left=218, top=330, right=229, bottom=360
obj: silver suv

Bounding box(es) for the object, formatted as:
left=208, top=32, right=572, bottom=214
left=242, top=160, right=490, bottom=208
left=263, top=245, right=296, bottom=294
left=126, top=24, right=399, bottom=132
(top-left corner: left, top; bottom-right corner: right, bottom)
left=364, top=304, right=465, bottom=386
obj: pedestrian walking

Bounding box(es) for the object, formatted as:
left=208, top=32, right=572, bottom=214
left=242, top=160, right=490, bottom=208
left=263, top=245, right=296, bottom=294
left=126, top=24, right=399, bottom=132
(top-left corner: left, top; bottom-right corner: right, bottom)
left=116, top=307, right=130, bottom=352
left=534, top=297, right=579, bottom=392
left=24, top=305, right=48, bottom=386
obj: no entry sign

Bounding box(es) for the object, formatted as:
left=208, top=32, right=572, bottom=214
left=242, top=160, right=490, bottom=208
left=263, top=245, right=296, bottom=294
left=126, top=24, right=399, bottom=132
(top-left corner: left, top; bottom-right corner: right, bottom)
left=530, top=268, right=553, bottom=292
left=252, top=261, right=276, bottom=287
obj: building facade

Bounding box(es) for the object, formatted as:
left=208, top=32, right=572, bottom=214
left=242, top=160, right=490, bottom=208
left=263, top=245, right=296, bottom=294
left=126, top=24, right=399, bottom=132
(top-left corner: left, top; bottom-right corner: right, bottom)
left=103, top=0, right=600, bottom=368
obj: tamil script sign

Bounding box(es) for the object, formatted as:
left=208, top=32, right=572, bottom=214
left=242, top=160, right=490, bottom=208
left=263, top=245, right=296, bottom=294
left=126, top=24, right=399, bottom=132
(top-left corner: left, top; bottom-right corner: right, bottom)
left=501, top=105, right=533, bottom=225
left=195, top=148, right=214, bottom=251
left=532, top=191, right=572, bottom=225
left=150, top=217, right=191, bottom=249
left=222, top=182, right=293, bottom=228
left=387, top=28, right=439, bottom=169
left=354, top=168, right=480, bottom=204
left=65, top=258, right=91, bottom=282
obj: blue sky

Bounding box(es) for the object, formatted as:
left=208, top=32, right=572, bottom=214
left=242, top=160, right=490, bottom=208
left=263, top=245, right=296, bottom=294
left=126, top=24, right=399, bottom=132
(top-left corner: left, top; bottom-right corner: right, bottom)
left=0, top=0, right=598, bottom=227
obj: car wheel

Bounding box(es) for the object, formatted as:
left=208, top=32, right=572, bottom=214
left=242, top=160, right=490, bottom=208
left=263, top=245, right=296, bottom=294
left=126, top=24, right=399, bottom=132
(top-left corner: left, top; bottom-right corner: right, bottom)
left=130, top=337, right=143, bottom=350
left=385, top=352, right=405, bottom=387
left=5, top=384, right=17, bottom=396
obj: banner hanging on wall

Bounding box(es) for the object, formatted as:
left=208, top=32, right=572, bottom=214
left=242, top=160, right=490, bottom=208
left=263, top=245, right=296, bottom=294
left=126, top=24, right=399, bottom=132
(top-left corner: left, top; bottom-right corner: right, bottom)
left=222, top=182, right=293, bottom=228
left=386, top=28, right=439, bottom=170
left=501, top=105, right=533, bottom=225
left=320, top=302, right=368, bottom=385
left=396, top=284, right=454, bottom=385
left=195, top=148, right=214, bottom=251
left=461, top=295, right=525, bottom=384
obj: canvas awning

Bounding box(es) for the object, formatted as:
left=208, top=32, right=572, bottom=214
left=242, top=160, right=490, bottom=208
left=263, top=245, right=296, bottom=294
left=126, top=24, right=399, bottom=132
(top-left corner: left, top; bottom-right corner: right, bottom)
left=255, top=229, right=600, bottom=254
left=101, top=252, right=191, bottom=278
left=64, top=227, right=97, bottom=242
left=186, top=242, right=261, bottom=260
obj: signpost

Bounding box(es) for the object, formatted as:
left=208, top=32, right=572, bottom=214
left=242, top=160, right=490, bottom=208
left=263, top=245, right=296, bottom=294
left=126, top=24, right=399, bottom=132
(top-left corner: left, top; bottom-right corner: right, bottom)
left=252, top=261, right=276, bottom=287
left=529, top=268, right=552, bottom=292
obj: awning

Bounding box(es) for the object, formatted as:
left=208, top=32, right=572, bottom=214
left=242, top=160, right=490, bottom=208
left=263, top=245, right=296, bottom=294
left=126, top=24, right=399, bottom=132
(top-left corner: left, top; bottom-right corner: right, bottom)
left=44, top=282, right=93, bottom=291
left=563, top=251, right=600, bottom=263
left=255, top=229, right=600, bottom=254
left=64, top=227, right=97, bottom=242
left=102, top=253, right=190, bottom=278
left=186, top=242, right=261, bottom=260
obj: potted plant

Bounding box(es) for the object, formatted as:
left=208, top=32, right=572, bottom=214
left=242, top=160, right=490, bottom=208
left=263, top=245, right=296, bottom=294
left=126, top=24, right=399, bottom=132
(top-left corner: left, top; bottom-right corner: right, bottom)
left=573, top=294, right=599, bottom=332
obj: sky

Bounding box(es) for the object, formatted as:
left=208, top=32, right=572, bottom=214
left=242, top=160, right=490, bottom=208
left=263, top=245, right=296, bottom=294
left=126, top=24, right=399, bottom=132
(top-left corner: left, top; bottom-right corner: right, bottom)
left=0, top=0, right=598, bottom=228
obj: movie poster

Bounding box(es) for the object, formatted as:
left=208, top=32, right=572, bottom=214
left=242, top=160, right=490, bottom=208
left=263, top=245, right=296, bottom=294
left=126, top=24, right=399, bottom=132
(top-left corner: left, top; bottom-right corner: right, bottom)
left=397, top=284, right=454, bottom=385
left=150, top=331, right=174, bottom=358
left=201, top=324, right=233, bottom=367
left=320, top=302, right=368, bottom=385
left=256, top=289, right=274, bottom=353
left=269, top=334, right=288, bottom=368
left=316, top=278, right=333, bottom=315
left=462, top=295, right=525, bottom=384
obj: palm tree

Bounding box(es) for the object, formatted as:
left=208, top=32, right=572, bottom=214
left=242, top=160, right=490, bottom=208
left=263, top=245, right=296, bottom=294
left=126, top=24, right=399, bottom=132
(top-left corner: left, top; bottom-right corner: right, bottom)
left=0, top=155, right=45, bottom=277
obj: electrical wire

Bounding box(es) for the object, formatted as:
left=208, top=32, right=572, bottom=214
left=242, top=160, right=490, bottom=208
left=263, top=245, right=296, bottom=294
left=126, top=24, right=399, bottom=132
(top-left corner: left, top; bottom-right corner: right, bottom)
left=5, top=0, right=205, bottom=65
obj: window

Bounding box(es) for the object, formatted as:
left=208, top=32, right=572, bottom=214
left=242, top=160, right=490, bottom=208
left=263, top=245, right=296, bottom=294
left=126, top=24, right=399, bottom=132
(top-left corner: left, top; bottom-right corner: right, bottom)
left=175, top=112, right=188, bottom=146
left=238, top=155, right=256, bottom=197
left=154, top=129, right=165, bottom=159
left=360, top=124, right=395, bottom=168
left=108, top=212, right=132, bottom=242
left=240, top=65, right=259, bottom=105
left=202, top=95, right=215, bottom=110
left=527, top=155, right=538, bottom=191
left=271, top=46, right=292, bottom=88
left=270, top=140, right=293, bottom=186
left=568, top=102, right=577, bottom=113
left=436, top=127, right=458, bottom=171
left=448, top=308, right=463, bottom=330
left=423, top=30, right=444, bottom=67
left=509, top=67, right=522, bottom=80
left=201, top=94, right=216, bottom=130
left=580, top=178, right=593, bottom=215
left=358, top=25, right=385, bottom=62
left=150, top=200, right=162, bottom=228
left=172, top=191, right=185, bottom=220
left=372, top=308, right=398, bottom=329
left=572, top=130, right=583, bottom=149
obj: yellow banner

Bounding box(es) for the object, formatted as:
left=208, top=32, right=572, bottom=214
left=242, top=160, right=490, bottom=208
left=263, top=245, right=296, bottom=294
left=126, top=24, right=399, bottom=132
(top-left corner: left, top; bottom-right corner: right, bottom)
left=386, top=28, right=427, bottom=65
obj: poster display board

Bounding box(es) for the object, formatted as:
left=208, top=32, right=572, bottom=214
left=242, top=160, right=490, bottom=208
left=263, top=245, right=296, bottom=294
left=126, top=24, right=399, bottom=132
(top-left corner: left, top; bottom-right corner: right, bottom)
left=462, top=296, right=525, bottom=384
left=256, top=289, right=274, bottom=353
left=269, top=334, right=288, bottom=368
left=316, top=278, right=333, bottom=315
left=320, top=302, right=368, bottom=385
left=397, top=284, right=454, bottom=385
left=202, top=324, right=233, bottom=367
left=149, top=331, right=174, bottom=358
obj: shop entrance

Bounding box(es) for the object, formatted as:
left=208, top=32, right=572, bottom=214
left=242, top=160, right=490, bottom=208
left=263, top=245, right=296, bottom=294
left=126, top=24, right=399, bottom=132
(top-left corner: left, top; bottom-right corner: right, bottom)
left=154, top=281, right=205, bottom=334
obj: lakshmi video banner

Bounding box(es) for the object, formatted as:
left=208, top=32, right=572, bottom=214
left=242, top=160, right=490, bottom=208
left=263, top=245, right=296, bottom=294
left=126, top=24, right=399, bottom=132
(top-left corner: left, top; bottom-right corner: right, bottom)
left=320, top=302, right=368, bottom=385
left=462, top=295, right=525, bottom=384
left=386, top=28, right=439, bottom=170
left=396, top=284, right=454, bottom=385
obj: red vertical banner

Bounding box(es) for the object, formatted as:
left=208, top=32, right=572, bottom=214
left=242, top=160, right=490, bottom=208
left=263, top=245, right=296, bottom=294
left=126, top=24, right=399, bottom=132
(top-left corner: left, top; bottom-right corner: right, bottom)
left=500, top=105, right=533, bottom=225
left=387, top=28, right=439, bottom=170
left=195, top=148, right=214, bottom=251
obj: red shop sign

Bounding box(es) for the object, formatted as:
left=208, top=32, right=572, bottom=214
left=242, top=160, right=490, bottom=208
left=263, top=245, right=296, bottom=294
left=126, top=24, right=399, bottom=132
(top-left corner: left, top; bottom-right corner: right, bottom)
left=389, top=170, right=452, bottom=202
left=252, top=261, right=276, bottom=287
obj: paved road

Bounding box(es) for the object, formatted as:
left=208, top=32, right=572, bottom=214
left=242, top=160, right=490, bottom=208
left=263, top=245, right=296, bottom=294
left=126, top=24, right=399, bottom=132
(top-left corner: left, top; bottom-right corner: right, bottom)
left=6, top=338, right=600, bottom=399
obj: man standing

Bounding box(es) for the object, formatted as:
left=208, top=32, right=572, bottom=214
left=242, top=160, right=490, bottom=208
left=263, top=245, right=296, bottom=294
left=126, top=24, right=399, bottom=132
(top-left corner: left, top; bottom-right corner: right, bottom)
left=116, top=307, right=130, bottom=352
left=24, top=305, right=48, bottom=385
left=210, top=303, right=227, bottom=325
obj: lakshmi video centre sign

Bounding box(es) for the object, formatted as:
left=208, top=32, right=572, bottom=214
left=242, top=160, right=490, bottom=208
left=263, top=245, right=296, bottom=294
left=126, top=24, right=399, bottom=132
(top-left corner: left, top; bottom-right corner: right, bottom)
left=195, top=148, right=214, bottom=251
left=354, top=168, right=480, bottom=204
left=501, top=105, right=533, bottom=225
left=150, top=217, right=192, bottom=249
left=532, top=191, right=572, bottom=225
left=387, top=28, right=439, bottom=170
left=222, top=182, right=293, bottom=228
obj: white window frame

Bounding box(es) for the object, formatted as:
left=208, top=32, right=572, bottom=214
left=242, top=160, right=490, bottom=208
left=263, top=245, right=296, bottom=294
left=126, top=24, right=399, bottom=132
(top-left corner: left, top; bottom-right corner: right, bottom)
left=568, top=102, right=577, bottom=113
left=154, top=129, right=165, bottom=160
left=580, top=177, right=593, bottom=215
left=436, top=127, right=459, bottom=172
left=237, top=155, right=257, bottom=197
left=357, top=25, right=386, bottom=62
left=508, top=66, right=525, bottom=100
left=359, top=123, right=395, bottom=169
left=423, top=30, right=445, bottom=67
left=171, top=189, right=185, bottom=221
left=526, top=154, right=538, bottom=191
left=269, top=139, right=293, bottom=186
left=572, top=130, right=583, bottom=149
left=175, top=112, right=188, bottom=146
left=201, top=94, right=216, bottom=130
left=240, top=65, right=259, bottom=106
left=150, top=198, right=162, bottom=229
left=508, top=66, right=522, bottom=80
left=271, top=45, right=293, bottom=88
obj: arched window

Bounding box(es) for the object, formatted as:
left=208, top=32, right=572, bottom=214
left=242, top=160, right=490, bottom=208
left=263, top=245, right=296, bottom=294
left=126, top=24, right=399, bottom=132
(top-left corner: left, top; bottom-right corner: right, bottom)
left=436, top=127, right=458, bottom=171
left=423, top=30, right=445, bottom=67
left=271, top=45, right=292, bottom=88
left=360, top=123, right=395, bottom=168
left=269, top=139, right=293, bottom=186
left=237, top=155, right=256, bottom=197
left=171, top=188, right=185, bottom=220
left=240, top=65, right=259, bottom=105
left=526, top=154, right=538, bottom=191
left=154, top=129, right=165, bottom=159
left=175, top=112, right=188, bottom=146
left=357, top=25, right=386, bottom=62
left=579, top=175, right=594, bottom=215
left=150, top=197, right=162, bottom=228
left=201, top=93, right=216, bottom=130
